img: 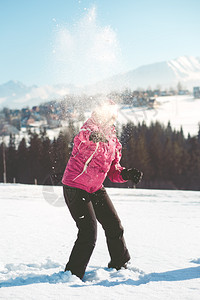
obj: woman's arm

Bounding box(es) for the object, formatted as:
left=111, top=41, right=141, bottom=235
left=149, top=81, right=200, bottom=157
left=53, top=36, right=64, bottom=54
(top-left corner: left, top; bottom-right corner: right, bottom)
left=107, top=141, right=127, bottom=183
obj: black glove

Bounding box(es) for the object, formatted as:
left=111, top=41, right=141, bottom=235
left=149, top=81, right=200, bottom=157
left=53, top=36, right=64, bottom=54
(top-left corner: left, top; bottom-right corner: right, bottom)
left=121, top=168, right=143, bottom=184
left=89, top=131, right=108, bottom=143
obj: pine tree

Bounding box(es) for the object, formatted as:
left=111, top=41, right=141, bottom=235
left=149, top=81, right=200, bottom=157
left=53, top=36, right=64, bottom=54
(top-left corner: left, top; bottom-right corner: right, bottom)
left=135, top=132, right=151, bottom=181
left=28, top=131, right=43, bottom=184
left=39, top=127, right=52, bottom=183
left=148, top=122, right=164, bottom=180
left=187, top=136, right=200, bottom=189
left=197, top=123, right=200, bottom=143
left=17, top=138, right=29, bottom=183
left=7, top=134, right=17, bottom=183
left=0, top=142, right=5, bottom=182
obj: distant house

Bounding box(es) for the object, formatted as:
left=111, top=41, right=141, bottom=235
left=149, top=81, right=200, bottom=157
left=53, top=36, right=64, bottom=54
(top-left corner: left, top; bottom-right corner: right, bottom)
left=154, top=90, right=160, bottom=97
left=148, top=98, right=157, bottom=109
left=11, top=109, right=21, bottom=117
left=32, top=106, right=40, bottom=112
left=26, top=117, right=35, bottom=126
left=47, top=114, right=61, bottom=128
left=0, top=123, right=20, bottom=136
left=160, top=91, right=167, bottom=96
left=21, top=116, right=33, bottom=127
left=193, top=87, right=200, bottom=98
left=21, top=108, right=31, bottom=118
left=178, top=90, right=189, bottom=95
left=21, top=113, right=46, bottom=127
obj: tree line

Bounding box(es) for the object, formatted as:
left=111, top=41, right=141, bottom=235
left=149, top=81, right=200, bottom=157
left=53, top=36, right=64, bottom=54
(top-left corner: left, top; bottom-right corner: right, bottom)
left=0, top=121, right=200, bottom=190
left=119, top=121, right=200, bottom=190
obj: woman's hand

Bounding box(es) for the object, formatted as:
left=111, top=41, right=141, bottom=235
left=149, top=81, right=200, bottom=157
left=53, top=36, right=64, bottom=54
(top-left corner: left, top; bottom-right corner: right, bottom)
left=89, top=131, right=108, bottom=143
left=121, top=168, right=143, bottom=184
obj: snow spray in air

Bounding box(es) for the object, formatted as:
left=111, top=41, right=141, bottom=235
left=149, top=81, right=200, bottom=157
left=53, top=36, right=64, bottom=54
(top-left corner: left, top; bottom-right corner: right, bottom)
left=51, top=6, right=123, bottom=90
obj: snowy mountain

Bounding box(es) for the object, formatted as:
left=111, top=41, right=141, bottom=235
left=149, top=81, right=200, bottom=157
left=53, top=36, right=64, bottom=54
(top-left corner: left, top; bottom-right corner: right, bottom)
left=86, top=56, right=200, bottom=93
left=0, top=81, right=78, bottom=109
left=1, top=56, right=200, bottom=109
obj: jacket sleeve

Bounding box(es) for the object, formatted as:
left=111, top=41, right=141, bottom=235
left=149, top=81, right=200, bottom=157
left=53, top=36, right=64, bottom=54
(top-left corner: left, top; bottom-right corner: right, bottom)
left=107, top=140, right=127, bottom=183
left=72, top=128, right=97, bottom=156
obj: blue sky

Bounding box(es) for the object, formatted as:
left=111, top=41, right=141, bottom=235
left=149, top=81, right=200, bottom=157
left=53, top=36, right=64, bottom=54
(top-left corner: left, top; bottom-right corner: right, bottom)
left=0, top=0, right=200, bottom=86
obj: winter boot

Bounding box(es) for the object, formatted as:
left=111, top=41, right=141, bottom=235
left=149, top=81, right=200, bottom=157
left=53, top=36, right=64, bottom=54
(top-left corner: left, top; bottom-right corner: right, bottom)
left=108, top=260, right=130, bottom=270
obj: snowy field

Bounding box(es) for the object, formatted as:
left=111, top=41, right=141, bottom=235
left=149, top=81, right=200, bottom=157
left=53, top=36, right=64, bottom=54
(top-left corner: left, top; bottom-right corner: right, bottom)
left=118, top=95, right=200, bottom=137
left=0, top=184, right=200, bottom=299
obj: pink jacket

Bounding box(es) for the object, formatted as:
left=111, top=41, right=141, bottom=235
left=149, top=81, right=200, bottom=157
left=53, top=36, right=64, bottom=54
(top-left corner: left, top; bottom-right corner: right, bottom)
left=62, top=115, right=127, bottom=193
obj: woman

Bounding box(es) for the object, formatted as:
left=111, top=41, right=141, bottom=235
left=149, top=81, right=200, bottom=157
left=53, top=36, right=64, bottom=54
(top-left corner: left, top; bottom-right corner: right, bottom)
left=62, top=100, right=143, bottom=279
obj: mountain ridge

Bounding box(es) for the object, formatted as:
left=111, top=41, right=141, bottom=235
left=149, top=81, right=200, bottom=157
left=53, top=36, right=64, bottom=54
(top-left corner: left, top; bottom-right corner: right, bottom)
left=1, top=55, right=200, bottom=109
left=86, top=55, right=200, bottom=93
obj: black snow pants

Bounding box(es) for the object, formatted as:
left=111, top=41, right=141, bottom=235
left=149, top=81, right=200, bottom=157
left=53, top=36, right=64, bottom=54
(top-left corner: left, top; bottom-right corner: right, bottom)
left=63, top=185, right=130, bottom=279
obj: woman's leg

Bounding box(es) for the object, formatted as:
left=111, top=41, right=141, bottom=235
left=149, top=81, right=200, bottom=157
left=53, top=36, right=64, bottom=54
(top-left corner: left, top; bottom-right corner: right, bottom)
left=91, top=187, right=130, bottom=269
left=63, top=185, right=97, bottom=279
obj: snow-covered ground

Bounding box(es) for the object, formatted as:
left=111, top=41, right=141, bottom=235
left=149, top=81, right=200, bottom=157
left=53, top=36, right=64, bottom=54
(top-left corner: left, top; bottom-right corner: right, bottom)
left=0, top=184, right=200, bottom=299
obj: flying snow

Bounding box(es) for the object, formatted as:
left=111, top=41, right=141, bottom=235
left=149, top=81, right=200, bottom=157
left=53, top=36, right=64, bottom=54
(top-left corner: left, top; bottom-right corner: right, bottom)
left=51, top=6, right=123, bottom=86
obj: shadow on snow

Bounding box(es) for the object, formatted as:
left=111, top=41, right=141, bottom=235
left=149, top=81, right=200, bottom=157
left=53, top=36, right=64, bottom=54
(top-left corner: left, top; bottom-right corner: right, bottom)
left=0, top=265, right=200, bottom=288
left=87, top=266, right=200, bottom=287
